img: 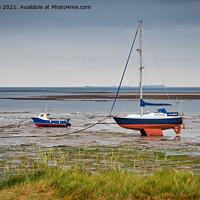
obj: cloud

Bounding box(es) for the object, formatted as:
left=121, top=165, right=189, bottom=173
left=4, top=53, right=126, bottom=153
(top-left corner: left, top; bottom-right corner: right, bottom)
left=0, top=0, right=200, bottom=86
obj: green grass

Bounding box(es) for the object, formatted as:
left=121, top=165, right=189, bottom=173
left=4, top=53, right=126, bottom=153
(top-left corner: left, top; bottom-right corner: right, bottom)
left=1, top=146, right=200, bottom=199
left=1, top=165, right=200, bottom=199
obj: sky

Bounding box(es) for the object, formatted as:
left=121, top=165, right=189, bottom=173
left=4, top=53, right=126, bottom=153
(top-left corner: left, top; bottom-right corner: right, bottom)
left=0, top=0, right=200, bottom=87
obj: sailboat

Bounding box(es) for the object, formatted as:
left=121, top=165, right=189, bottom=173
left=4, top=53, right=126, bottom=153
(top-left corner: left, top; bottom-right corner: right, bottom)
left=113, top=21, right=184, bottom=136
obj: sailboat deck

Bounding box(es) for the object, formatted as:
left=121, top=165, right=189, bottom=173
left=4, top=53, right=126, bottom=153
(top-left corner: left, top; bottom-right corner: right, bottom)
left=125, top=113, right=180, bottom=119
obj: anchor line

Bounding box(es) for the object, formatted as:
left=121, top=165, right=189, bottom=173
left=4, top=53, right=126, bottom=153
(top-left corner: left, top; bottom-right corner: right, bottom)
left=52, top=115, right=111, bottom=137
left=0, top=120, right=28, bottom=129
left=0, top=115, right=112, bottom=138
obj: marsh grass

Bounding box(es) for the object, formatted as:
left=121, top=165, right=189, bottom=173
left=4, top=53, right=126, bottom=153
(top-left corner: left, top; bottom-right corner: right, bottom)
left=1, top=145, right=200, bottom=199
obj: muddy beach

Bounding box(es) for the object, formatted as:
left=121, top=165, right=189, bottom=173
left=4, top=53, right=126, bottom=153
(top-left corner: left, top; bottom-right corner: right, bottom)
left=0, top=110, right=200, bottom=179
left=0, top=111, right=199, bottom=150
left=1, top=93, right=200, bottom=100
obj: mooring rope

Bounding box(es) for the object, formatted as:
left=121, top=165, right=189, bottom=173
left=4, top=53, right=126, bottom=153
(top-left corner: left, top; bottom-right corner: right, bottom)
left=0, top=115, right=112, bottom=138
left=52, top=115, right=112, bottom=137
left=0, top=120, right=27, bottom=129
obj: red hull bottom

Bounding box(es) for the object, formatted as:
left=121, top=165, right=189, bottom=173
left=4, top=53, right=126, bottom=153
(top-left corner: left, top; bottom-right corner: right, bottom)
left=35, top=124, right=67, bottom=127
left=119, top=124, right=182, bottom=136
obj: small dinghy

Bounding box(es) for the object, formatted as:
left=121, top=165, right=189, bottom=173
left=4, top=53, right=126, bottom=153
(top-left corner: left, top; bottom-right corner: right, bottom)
left=32, top=113, right=71, bottom=127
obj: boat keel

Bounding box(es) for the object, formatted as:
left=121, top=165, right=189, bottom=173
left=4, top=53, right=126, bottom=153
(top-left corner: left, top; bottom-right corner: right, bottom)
left=140, top=128, right=163, bottom=136
left=173, top=125, right=181, bottom=134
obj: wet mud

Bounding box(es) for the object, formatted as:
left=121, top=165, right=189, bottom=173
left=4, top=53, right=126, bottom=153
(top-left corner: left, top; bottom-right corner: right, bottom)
left=0, top=111, right=199, bottom=148
left=0, top=111, right=200, bottom=177
left=1, top=93, right=200, bottom=100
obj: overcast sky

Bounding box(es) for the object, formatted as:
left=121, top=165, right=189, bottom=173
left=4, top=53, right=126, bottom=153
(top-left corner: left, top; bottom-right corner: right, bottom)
left=0, top=0, right=199, bottom=87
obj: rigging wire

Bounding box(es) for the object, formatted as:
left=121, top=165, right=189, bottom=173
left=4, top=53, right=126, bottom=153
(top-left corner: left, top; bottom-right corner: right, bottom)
left=143, top=25, right=175, bottom=110
left=110, top=26, right=139, bottom=114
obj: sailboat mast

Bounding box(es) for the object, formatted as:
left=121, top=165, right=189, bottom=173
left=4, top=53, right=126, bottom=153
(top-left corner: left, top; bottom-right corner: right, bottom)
left=139, top=20, right=143, bottom=114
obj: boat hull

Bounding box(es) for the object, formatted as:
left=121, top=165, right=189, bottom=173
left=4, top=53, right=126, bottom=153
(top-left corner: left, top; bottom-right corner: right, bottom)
left=32, top=118, right=71, bottom=127
left=113, top=116, right=183, bottom=136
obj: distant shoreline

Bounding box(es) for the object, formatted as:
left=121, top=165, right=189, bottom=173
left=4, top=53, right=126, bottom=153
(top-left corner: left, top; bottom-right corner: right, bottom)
left=1, top=93, right=200, bottom=100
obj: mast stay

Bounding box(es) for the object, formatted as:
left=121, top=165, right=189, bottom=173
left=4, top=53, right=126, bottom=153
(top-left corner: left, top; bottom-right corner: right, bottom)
left=110, top=24, right=139, bottom=114
left=110, top=20, right=171, bottom=115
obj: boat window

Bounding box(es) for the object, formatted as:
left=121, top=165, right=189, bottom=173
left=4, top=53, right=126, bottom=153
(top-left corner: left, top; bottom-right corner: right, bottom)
left=40, top=114, right=44, bottom=117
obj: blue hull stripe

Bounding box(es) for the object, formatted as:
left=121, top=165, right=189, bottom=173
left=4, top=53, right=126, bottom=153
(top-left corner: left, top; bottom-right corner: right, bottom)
left=32, top=118, right=69, bottom=126
left=113, top=117, right=182, bottom=125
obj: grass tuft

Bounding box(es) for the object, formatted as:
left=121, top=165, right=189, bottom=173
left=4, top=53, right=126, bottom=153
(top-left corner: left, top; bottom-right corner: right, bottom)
left=1, top=146, right=200, bottom=199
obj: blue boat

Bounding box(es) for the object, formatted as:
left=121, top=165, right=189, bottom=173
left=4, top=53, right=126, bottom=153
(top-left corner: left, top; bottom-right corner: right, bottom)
left=32, top=113, right=71, bottom=127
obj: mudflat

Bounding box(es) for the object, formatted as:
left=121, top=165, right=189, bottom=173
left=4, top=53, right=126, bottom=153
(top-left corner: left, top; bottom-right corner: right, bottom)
left=1, top=93, right=200, bottom=100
